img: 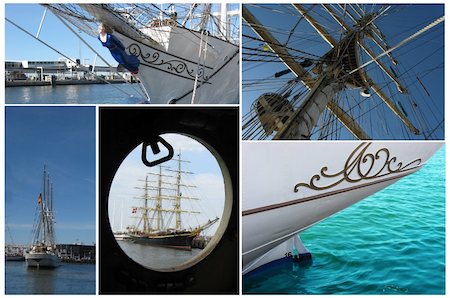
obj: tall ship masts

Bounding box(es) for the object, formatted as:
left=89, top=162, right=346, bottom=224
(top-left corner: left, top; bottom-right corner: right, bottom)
left=242, top=4, right=443, bottom=140
left=127, top=151, right=219, bottom=250
left=25, top=165, right=60, bottom=268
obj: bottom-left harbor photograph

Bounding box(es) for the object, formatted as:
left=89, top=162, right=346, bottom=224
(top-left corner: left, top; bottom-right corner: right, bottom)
left=5, top=106, right=96, bottom=294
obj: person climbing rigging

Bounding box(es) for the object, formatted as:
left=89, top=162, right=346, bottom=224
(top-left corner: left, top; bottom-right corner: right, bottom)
left=98, top=23, right=140, bottom=75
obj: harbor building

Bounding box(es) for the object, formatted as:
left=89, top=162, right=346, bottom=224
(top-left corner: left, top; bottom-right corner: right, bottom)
left=5, top=58, right=129, bottom=86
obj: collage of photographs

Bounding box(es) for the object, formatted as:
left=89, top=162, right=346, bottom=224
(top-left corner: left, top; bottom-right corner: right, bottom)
left=2, top=2, right=445, bottom=295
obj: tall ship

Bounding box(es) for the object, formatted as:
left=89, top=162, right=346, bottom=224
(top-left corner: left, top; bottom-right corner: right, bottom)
left=12, top=4, right=240, bottom=104
left=242, top=4, right=443, bottom=140
left=25, top=166, right=60, bottom=268
left=126, top=152, right=219, bottom=250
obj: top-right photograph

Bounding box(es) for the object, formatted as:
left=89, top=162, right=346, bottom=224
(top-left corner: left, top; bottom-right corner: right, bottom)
left=242, top=4, right=444, bottom=140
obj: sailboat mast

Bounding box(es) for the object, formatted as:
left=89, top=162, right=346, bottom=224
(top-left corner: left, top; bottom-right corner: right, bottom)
left=42, top=166, right=47, bottom=245
left=143, top=176, right=149, bottom=233
left=156, top=166, right=163, bottom=230
left=220, top=3, right=227, bottom=39
left=175, top=151, right=182, bottom=230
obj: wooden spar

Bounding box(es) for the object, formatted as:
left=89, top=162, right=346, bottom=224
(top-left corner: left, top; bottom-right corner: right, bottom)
left=292, top=4, right=337, bottom=47
left=320, top=4, right=406, bottom=93
left=243, top=6, right=370, bottom=140
left=368, top=79, right=419, bottom=135
left=327, top=101, right=371, bottom=140
left=242, top=6, right=312, bottom=84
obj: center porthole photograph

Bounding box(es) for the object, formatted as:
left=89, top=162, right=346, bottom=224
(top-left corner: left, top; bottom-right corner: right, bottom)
left=99, top=107, right=238, bottom=294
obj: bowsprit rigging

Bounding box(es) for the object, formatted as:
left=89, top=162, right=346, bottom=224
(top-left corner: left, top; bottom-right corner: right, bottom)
left=242, top=4, right=444, bottom=140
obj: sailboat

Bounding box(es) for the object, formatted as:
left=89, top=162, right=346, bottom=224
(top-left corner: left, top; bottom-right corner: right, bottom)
left=25, top=166, right=60, bottom=268
left=242, top=4, right=444, bottom=140
left=126, top=152, right=219, bottom=250
left=39, top=3, right=240, bottom=104
left=242, top=141, right=443, bottom=275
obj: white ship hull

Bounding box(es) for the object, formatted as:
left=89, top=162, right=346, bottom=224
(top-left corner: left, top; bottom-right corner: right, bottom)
left=242, top=141, right=443, bottom=275
left=25, top=251, right=61, bottom=268
left=75, top=4, right=239, bottom=104
left=120, top=28, right=238, bottom=104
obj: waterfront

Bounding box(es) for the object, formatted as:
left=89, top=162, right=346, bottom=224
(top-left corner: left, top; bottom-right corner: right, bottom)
left=243, top=147, right=445, bottom=294
left=6, top=84, right=147, bottom=104
left=5, top=262, right=95, bottom=294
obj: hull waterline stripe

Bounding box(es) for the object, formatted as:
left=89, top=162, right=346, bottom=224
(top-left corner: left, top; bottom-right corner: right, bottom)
left=242, top=167, right=420, bottom=216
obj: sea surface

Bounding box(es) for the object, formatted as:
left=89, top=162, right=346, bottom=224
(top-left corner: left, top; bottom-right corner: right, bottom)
left=243, top=147, right=445, bottom=294
left=117, top=240, right=202, bottom=270
left=6, top=84, right=147, bottom=104
left=5, top=262, right=96, bottom=294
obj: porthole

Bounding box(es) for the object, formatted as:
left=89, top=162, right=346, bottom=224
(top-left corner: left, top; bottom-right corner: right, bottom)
left=107, top=133, right=232, bottom=272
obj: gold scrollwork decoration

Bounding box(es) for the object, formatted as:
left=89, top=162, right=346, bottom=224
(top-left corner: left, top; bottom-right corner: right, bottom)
left=128, top=43, right=208, bottom=80
left=294, top=142, right=422, bottom=192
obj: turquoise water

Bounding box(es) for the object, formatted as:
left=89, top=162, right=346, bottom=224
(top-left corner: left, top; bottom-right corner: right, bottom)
left=243, top=147, right=445, bottom=294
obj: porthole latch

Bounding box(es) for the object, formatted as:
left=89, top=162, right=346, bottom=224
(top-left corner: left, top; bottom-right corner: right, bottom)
left=141, top=136, right=174, bottom=167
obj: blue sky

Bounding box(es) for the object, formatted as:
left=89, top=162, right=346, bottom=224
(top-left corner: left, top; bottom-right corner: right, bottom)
left=108, top=133, right=225, bottom=237
left=5, top=4, right=115, bottom=65
left=242, top=4, right=444, bottom=140
left=5, top=107, right=96, bottom=245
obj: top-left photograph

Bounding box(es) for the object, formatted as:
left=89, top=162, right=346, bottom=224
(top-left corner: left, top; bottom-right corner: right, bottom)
left=5, top=3, right=240, bottom=104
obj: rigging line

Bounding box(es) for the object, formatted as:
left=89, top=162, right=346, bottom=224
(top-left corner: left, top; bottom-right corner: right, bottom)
left=247, top=3, right=302, bottom=17
left=242, top=50, right=321, bottom=61
left=42, top=4, right=97, bottom=23
left=348, top=16, right=444, bottom=76
left=242, top=33, right=324, bottom=59
left=349, top=69, right=437, bottom=139
left=244, top=21, right=345, bottom=42
left=424, top=119, right=444, bottom=140
left=332, top=27, right=442, bottom=88
left=242, top=47, right=321, bottom=61
left=353, top=48, right=444, bottom=129
left=284, top=5, right=316, bottom=46
left=5, top=17, right=139, bottom=99
left=285, top=16, right=303, bottom=46
left=365, top=5, right=391, bottom=27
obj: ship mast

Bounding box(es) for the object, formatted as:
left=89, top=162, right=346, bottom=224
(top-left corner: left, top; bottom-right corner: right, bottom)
left=132, top=150, right=200, bottom=233
left=242, top=6, right=369, bottom=140
left=32, top=165, right=56, bottom=248
left=143, top=176, right=149, bottom=233
left=243, top=5, right=442, bottom=140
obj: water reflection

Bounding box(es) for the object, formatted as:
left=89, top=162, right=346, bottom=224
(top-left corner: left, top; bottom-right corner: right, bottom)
left=26, top=267, right=56, bottom=294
